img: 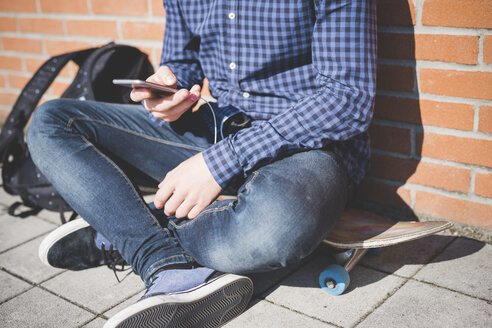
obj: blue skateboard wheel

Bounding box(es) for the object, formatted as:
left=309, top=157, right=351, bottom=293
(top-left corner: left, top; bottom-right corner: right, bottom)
left=319, top=264, right=350, bottom=295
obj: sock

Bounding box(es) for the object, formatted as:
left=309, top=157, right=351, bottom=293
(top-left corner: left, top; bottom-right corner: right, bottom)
left=94, top=232, right=114, bottom=251
left=145, top=267, right=216, bottom=296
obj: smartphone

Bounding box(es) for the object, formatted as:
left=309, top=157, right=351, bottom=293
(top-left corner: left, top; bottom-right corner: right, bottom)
left=112, top=79, right=178, bottom=96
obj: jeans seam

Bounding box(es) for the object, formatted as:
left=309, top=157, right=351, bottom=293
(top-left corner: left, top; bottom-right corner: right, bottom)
left=169, top=171, right=260, bottom=230
left=79, top=135, right=166, bottom=231
left=66, top=117, right=206, bottom=152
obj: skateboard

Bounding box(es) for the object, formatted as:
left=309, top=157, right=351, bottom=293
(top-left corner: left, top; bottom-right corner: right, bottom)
left=320, top=209, right=453, bottom=295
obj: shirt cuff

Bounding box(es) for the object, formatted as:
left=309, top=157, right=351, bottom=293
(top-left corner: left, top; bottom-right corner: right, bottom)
left=202, top=138, right=242, bottom=188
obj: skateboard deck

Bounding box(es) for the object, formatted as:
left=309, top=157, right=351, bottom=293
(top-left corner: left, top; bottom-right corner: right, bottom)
left=319, top=209, right=452, bottom=295
left=324, top=209, right=453, bottom=249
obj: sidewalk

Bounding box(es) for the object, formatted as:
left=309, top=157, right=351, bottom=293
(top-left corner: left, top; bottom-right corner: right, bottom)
left=0, top=189, right=491, bottom=327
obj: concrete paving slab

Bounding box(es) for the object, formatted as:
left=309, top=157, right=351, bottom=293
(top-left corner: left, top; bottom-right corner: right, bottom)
left=37, top=209, right=66, bottom=226
left=224, top=299, right=335, bottom=328
left=0, top=235, right=64, bottom=283
left=414, top=238, right=492, bottom=300
left=0, top=287, right=93, bottom=327
left=248, top=261, right=305, bottom=297
left=358, top=279, right=492, bottom=328
left=0, top=270, right=32, bottom=303
left=41, top=266, right=145, bottom=314
left=264, top=256, right=406, bottom=327
left=103, top=290, right=145, bottom=318
left=0, top=187, right=23, bottom=208
left=81, top=317, right=107, bottom=328
left=0, top=213, right=55, bottom=253
left=361, top=234, right=454, bottom=277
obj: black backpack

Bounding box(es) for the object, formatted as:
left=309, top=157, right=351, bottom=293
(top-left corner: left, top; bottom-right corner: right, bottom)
left=0, top=42, right=154, bottom=223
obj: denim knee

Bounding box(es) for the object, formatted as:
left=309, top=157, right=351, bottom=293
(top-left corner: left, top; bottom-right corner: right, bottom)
left=27, top=99, right=70, bottom=144
left=173, top=158, right=347, bottom=274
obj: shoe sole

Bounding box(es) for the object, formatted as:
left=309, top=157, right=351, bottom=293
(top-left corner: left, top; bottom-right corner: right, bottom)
left=104, top=274, right=254, bottom=328
left=38, top=218, right=90, bottom=268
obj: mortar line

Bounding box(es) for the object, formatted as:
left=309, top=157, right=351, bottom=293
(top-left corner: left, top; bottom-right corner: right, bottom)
left=258, top=297, right=342, bottom=328
left=78, top=315, right=104, bottom=328
left=0, top=267, right=36, bottom=306
left=0, top=229, right=54, bottom=255
left=0, top=264, right=100, bottom=317
left=354, top=235, right=458, bottom=327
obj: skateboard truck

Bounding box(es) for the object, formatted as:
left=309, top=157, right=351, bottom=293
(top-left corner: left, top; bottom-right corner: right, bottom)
left=319, top=246, right=371, bottom=295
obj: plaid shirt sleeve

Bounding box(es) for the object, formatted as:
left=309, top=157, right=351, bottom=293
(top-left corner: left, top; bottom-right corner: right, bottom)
left=160, top=1, right=204, bottom=90
left=203, top=1, right=377, bottom=188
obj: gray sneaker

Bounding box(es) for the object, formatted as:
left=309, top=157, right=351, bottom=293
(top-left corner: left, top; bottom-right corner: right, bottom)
left=104, top=270, right=253, bottom=328
left=39, top=218, right=128, bottom=272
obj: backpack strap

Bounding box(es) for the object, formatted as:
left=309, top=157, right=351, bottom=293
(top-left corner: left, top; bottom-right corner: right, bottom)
left=7, top=201, right=42, bottom=218
left=0, top=47, right=96, bottom=156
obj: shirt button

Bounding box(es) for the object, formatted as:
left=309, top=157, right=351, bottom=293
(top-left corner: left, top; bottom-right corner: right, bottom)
left=242, top=92, right=250, bottom=98
left=229, top=62, right=237, bottom=70
left=228, top=12, right=236, bottom=20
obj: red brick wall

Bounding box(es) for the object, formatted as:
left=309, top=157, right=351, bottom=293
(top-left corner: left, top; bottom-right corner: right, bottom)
left=0, top=0, right=165, bottom=114
left=0, top=0, right=491, bottom=231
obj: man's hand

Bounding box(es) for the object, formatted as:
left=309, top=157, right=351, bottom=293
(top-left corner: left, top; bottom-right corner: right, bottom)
left=154, top=153, right=222, bottom=219
left=130, top=66, right=201, bottom=122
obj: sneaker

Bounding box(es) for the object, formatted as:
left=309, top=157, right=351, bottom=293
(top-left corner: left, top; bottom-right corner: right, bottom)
left=104, top=269, right=253, bottom=328
left=39, top=218, right=128, bottom=272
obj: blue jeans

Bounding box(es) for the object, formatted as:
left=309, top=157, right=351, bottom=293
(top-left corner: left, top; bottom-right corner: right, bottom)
left=27, top=99, right=349, bottom=287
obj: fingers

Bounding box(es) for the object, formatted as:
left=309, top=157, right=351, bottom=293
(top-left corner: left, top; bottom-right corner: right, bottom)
left=163, top=192, right=185, bottom=216
left=187, top=204, right=205, bottom=219
left=174, top=198, right=196, bottom=219
left=153, top=66, right=177, bottom=88
left=130, top=66, right=177, bottom=102
left=153, top=178, right=174, bottom=209
left=145, top=84, right=201, bottom=122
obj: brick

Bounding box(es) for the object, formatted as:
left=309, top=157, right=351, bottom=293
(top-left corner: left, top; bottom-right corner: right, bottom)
left=39, top=0, right=88, bottom=14
left=59, top=61, right=76, bottom=79
left=478, top=106, right=492, bottom=134
left=91, top=0, right=148, bottom=16
left=0, top=109, right=10, bottom=122
left=19, top=18, right=64, bottom=35
left=151, top=46, right=163, bottom=67
left=0, top=92, right=19, bottom=106
left=121, top=21, right=164, bottom=41
left=378, top=33, right=479, bottom=65
left=7, top=74, right=30, bottom=90
left=374, top=96, right=475, bottom=131
left=420, top=69, right=492, bottom=100
left=358, top=179, right=412, bottom=209
left=369, top=124, right=412, bottom=155
left=0, top=1, right=37, bottom=13
left=2, top=37, right=43, bottom=54
left=369, top=154, right=470, bottom=193
left=0, top=55, right=22, bottom=71
left=0, top=75, right=5, bottom=88
left=151, top=0, right=165, bottom=16
left=484, top=35, right=492, bottom=64
left=422, top=0, right=492, bottom=29
left=377, top=0, right=415, bottom=26
left=415, top=191, right=492, bottom=229
left=45, top=40, right=92, bottom=56
left=475, top=172, right=492, bottom=198
left=66, top=20, right=118, bottom=38
left=25, top=57, right=45, bottom=73
left=377, top=65, right=415, bottom=92
left=0, top=17, right=17, bottom=32
left=47, top=80, right=70, bottom=97
left=417, top=132, right=492, bottom=168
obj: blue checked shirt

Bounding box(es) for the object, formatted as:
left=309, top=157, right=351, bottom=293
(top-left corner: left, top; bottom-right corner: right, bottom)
left=160, top=0, right=377, bottom=188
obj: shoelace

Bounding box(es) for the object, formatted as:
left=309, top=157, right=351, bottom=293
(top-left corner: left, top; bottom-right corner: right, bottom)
left=100, top=243, right=135, bottom=283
